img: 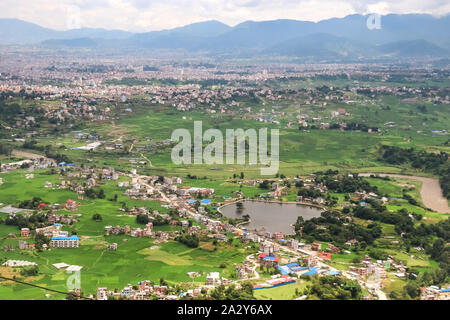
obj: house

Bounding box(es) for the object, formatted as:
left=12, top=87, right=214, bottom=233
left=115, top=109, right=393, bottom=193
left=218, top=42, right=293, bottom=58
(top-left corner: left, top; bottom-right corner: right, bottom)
left=328, top=244, right=340, bottom=253
left=259, top=253, right=280, bottom=266
left=18, top=240, right=29, bottom=250
left=51, top=235, right=79, bottom=248
left=345, top=239, right=358, bottom=246
left=86, top=178, right=97, bottom=187
left=213, top=233, right=227, bottom=241
left=97, top=287, right=108, bottom=300
left=21, top=228, right=30, bottom=238
left=318, top=252, right=331, bottom=260
left=236, top=264, right=254, bottom=279
left=121, top=284, right=134, bottom=298
left=290, top=239, right=299, bottom=250
left=273, top=232, right=284, bottom=240
left=108, top=243, right=118, bottom=251
left=64, top=199, right=80, bottom=211
left=206, top=272, right=220, bottom=286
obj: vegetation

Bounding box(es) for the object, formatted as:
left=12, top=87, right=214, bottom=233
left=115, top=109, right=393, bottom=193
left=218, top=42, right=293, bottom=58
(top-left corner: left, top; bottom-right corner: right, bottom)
left=210, top=282, right=255, bottom=300
left=176, top=233, right=200, bottom=248
left=379, top=145, right=449, bottom=199
left=301, top=276, right=362, bottom=300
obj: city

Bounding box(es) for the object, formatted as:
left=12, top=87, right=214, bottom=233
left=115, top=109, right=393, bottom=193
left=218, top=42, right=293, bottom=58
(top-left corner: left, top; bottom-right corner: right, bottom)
left=0, top=0, right=449, bottom=307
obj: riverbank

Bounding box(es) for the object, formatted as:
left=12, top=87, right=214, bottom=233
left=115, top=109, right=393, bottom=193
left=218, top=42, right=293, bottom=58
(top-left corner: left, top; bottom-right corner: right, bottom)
left=360, top=173, right=449, bottom=214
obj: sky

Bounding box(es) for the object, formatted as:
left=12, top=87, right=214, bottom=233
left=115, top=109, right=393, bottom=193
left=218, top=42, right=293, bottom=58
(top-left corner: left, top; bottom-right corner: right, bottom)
left=1, top=0, right=449, bottom=32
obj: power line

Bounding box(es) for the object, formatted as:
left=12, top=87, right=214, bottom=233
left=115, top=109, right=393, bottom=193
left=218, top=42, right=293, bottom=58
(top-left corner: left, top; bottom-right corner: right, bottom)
left=0, top=276, right=91, bottom=300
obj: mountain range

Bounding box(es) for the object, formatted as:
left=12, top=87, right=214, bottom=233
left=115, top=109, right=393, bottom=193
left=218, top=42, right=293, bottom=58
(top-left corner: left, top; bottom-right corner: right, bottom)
left=1, top=14, right=449, bottom=59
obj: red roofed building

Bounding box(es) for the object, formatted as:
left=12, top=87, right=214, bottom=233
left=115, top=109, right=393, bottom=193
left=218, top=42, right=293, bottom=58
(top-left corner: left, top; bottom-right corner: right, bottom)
left=259, top=253, right=267, bottom=260
left=318, top=252, right=331, bottom=260
left=64, top=199, right=80, bottom=211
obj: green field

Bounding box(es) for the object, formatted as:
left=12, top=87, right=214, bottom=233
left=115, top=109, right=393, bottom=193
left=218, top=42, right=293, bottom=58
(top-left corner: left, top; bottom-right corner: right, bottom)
left=254, top=280, right=307, bottom=300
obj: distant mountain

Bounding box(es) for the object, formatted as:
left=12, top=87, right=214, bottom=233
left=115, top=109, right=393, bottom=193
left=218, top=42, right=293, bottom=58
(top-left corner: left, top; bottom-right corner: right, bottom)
left=203, top=19, right=316, bottom=51
left=123, top=14, right=450, bottom=56
left=310, top=14, right=450, bottom=47
left=129, top=20, right=231, bottom=49
left=0, top=18, right=132, bottom=44
left=160, top=20, right=231, bottom=37
left=0, top=18, right=57, bottom=44
left=1, top=15, right=449, bottom=60
left=378, top=40, right=448, bottom=57
left=266, top=33, right=375, bottom=59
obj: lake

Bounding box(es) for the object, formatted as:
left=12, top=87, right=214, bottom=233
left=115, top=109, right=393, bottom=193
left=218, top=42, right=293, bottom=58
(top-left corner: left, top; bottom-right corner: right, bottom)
left=220, top=200, right=323, bottom=234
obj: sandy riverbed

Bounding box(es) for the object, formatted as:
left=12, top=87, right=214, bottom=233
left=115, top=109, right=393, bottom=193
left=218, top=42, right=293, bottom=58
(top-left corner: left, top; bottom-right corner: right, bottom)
left=360, top=173, right=449, bottom=214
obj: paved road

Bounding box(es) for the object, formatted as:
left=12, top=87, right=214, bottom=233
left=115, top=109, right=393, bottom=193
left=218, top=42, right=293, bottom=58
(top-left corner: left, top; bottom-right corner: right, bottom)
left=128, top=170, right=390, bottom=299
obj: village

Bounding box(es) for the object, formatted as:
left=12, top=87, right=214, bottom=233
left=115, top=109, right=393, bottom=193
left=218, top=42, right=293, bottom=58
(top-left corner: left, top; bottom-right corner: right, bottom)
left=1, top=154, right=448, bottom=300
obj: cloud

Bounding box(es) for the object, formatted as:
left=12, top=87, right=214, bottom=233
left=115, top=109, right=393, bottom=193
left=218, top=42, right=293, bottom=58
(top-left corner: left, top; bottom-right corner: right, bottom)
left=0, top=0, right=448, bottom=32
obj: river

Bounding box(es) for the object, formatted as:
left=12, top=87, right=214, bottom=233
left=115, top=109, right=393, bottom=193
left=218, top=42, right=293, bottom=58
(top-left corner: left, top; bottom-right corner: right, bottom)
left=359, top=173, right=449, bottom=214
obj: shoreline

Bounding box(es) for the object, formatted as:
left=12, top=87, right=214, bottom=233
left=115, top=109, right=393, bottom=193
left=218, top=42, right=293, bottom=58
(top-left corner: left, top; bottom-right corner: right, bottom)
left=218, top=199, right=323, bottom=236
left=217, top=198, right=326, bottom=214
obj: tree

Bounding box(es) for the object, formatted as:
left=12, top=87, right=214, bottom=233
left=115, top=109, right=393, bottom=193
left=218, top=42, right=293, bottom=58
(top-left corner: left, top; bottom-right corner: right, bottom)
left=430, top=239, right=445, bottom=260
left=404, top=282, right=421, bottom=299
left=136, top=214, right=150, bottom=225
left=92, top=213, right=102, bottom=222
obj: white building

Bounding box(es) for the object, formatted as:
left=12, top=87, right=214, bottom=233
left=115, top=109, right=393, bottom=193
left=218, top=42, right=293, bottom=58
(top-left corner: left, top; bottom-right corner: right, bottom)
left=51, top=235, right=79, bottom=248
left=206, top=272, right=220, bottom=286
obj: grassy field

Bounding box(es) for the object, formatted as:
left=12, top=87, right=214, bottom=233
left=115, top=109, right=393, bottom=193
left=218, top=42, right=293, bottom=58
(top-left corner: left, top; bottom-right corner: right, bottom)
left=20, top=93, right=449, bottom=180
left=0, top=237, right=251, bottom=299
left=0, top=83, right=448, bottom=300
left=254, top=280, right=307, bottom=300
left=0, top=169, right=254, bottom=298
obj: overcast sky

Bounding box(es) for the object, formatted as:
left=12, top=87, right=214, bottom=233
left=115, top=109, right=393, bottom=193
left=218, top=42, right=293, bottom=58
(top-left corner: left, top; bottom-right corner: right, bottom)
left=1, top=0, right=449, bottom=32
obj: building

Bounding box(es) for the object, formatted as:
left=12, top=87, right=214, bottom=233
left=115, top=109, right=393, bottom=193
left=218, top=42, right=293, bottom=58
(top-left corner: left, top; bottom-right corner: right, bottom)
left=318, top=252, right=331, bottom=260
left=18, top=240, right=29, bottom=250
left=97, top=287, right=108, bottom=300
left=273, top=232, right=284, bottom=240
left=51, top=235, right=79, bottom=248
left=21, top=228, right=30, bottom=238
left=64, top=199, right=80, bottom=211
left=108, top=243, right=118, bottom=251
left=206, top=272, right=220, bottom=286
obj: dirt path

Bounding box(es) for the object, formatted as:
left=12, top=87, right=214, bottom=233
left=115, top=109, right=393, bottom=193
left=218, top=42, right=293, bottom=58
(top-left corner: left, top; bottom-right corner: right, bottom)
left=360, top=173, right=449, bottom=214
left=11, top=150, right=53, bottom=162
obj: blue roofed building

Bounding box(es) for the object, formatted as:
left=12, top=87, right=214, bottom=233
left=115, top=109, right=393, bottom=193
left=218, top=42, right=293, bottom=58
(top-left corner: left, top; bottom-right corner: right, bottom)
left=303, top=267, right=318, bottom=276
left=51, top=235, right=79, bottom=248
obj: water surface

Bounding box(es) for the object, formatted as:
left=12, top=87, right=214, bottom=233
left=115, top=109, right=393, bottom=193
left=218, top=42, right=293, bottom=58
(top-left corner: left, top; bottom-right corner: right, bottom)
left=220, top=200, right=322, bottom=234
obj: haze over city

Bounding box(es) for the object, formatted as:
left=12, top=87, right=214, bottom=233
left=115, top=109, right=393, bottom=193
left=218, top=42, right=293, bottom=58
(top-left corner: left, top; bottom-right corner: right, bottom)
left=0, top=0, right=449, bottom=307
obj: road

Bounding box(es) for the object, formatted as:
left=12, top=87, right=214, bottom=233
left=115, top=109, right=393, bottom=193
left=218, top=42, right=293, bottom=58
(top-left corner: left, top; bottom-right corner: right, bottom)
left=128, top=170, right=389, bottom=299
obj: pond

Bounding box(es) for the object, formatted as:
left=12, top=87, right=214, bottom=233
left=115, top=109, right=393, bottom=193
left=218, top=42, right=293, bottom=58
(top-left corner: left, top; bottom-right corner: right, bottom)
left=220, top=200, right=323, bottom=234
